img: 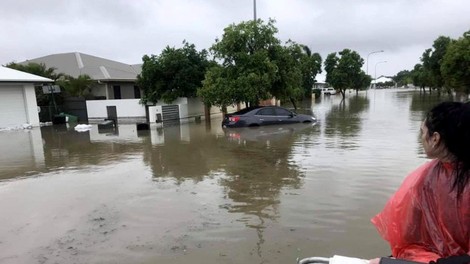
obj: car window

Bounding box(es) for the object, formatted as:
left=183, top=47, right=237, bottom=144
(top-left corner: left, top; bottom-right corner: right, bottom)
left=275, top=108, right=292, bottom=116
left=256, top=108, right=276, bottom=116
left=231, top=106, right=262, bottom=115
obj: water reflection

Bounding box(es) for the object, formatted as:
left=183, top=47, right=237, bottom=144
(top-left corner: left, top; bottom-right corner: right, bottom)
left=219, top=124, right=312, bottom=256
left=324, top=95, right=369, bottom=149
left=40, top=125, right=144, bottom=171
left=0, top=89, right=456, bottom=264
left=140, top=123, right=314, bottom=257
left=0, top=129, right=44, bottom=179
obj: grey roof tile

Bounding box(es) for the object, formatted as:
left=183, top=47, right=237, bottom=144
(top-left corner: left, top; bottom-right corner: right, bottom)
left=22, top=52, right=142, bottom=81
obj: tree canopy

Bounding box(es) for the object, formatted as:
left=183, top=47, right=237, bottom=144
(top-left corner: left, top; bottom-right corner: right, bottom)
left=392, top=70, right=413, bottom=87
left=199, top=19, right=280, bottom=108
left=137, top=41, right=211, bottom=104
left=299, top=45, right=322, bottom=97
left=198, top=19, right=322, bottom=110
left=324, top=49, right=367, bottom=99
left=441, top=30, right=470, bottom=95
left=396, top=29, right=469, bottom=96
left=5, top=62, right=62, bottom=80
left=56, top=74, right=95, bottom=98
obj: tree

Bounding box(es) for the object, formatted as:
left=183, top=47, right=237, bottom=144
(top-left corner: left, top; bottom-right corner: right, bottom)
left=393, top=70, right=413, bottom=87
left=270, top=41, right=304, bottom=109
left=5, top=62, right=62, bottom=80
left=199, top=19, right=280, bottom=108
left=351, top=71, right=372, bottom=93
left=57, top=74, right=95, bottom=98
left=421, top=36, right=452, bottom=94
left=137, top=41, right=211, bottom=104
left=324, top=49, right=366, bottom=99
left=5, top=62, right=64, bottom=106
left=411, top=63, right=428, bottom=93
left=198, top=64, right=238, bottom=113
left=441, top=30, right=470, bottom=95
left=299, top=45, right=322, bottom=97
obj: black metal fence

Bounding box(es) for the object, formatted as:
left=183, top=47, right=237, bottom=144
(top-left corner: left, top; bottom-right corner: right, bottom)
left=38, top=97, right=88, bottom=123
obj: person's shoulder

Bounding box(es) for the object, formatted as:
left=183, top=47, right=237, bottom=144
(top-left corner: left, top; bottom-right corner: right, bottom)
left=399, top=160, right=438, bottom=189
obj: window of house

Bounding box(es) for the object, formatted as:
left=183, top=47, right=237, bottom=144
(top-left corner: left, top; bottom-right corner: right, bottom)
left=113, top=85, right=121, bottom=99
left=134, top=86, right=141, bottom=99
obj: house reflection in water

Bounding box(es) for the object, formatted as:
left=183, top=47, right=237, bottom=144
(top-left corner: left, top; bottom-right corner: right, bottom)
left=0, top=128, right=45, bottom=180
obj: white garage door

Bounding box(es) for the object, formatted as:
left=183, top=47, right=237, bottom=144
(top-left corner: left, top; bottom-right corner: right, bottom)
left=0, top=86, right=28, bottom=128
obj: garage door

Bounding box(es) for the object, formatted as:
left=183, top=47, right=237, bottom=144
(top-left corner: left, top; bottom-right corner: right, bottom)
left=0, top=86, right=28, bottom=128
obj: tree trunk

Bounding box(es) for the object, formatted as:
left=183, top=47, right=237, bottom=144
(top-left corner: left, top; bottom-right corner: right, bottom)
left=290, top=98, right=297, bottom=110
left=204, top=103, right=211, bottom=125
left=340, top=89, right=346, bottom=100
left=222, top=105, right=227, bottom=118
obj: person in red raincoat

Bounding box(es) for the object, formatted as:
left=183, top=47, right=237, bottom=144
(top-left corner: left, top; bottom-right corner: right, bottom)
left=370, top=102, right=470, bottom=264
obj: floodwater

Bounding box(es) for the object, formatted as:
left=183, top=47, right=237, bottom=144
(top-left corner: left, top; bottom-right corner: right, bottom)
left=0, top=89, right=449, bottom=264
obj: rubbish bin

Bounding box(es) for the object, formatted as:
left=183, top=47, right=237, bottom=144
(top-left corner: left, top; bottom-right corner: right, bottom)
left=52, top=114, right=66, bottom=124
left=156, top=113, right=162, bottom=123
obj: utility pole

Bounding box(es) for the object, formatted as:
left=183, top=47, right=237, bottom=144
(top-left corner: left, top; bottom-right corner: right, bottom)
left=253, top=0, right=257, bottom=21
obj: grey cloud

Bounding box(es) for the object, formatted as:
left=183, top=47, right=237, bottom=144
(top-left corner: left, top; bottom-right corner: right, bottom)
left=1, top=0, right=469, bottom=76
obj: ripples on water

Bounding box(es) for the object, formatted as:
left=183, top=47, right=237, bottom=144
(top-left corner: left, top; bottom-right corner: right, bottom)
left=0, top=89, right=451, bottom=263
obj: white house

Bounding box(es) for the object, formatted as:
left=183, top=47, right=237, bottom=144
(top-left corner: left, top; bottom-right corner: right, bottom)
left=0, top=66, right=52, bottom=128
left=20, top=52, right=229, bottom=123
left=371, top=76, right=394, bottom=84
left=21, top=52, right=142, bottom=100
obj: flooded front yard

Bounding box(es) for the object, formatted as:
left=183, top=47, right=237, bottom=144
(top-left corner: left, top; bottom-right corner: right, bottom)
left=0, top=90, right=444, bottom=264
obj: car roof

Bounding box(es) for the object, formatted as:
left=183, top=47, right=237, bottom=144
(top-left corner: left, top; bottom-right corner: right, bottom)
left=231, top=106, right=265, bottom=115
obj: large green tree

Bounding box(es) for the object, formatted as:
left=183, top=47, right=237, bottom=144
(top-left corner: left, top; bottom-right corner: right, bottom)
left=270, top=41, right=304, bottom=109
left=138, top=41, right=211, bottom=104
left=324, top=49, right=366, bottom=99
left=441, top=30, right=470, bottom=95
left=199, top=19, right=279, bottom=108
left=420, top=36, right=452, bottom=94
left=411, top=63, right=429, bottom=93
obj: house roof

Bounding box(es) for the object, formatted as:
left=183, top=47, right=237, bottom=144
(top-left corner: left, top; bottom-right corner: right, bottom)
left=372, top=75, right=393, bottom=84
left=21, top=52, right=142, bottom=82
left=0, top=66, right=53, bottom=83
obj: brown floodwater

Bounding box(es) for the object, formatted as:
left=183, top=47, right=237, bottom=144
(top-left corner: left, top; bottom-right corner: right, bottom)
left=0, top=89, right=449, bottom=264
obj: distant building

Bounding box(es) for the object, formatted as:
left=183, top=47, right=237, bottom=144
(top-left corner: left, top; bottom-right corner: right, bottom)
left=313, top=74, right=328, bottom=89
left=371, top=75, right=396, bottom=89
left=21, top=52, right=142, bottom=100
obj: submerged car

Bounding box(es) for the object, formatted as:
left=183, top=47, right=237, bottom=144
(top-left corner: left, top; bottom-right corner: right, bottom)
left=222, top=106, right=316, bottom=128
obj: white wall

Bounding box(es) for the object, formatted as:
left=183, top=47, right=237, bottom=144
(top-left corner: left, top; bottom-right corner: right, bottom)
left=148, top=97, right=189, bottom=122
left=86, top=99, right=145, bottom=119
left=23, top=84, right=40, bottom=126
left=0, top=83, right=39, bottom=128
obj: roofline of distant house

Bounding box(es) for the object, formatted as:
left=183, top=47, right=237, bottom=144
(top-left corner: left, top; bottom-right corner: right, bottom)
left=96, top=78, right=138, bottom=83
left=0, top=80, right=53, bottom=84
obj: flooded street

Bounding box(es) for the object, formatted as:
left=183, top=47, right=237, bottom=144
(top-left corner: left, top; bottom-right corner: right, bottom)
left=0, top=89, right=447, bottom=264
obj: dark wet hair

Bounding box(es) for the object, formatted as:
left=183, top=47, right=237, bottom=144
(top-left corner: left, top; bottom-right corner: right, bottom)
left=425, top=101, right=470, bottom=198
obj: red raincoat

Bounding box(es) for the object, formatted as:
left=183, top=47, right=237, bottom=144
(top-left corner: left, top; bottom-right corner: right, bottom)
left=372, top=160, right=470, bottom=263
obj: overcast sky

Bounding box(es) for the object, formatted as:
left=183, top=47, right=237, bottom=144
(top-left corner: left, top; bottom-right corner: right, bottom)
left=1, top=0, right=469, bottom=77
